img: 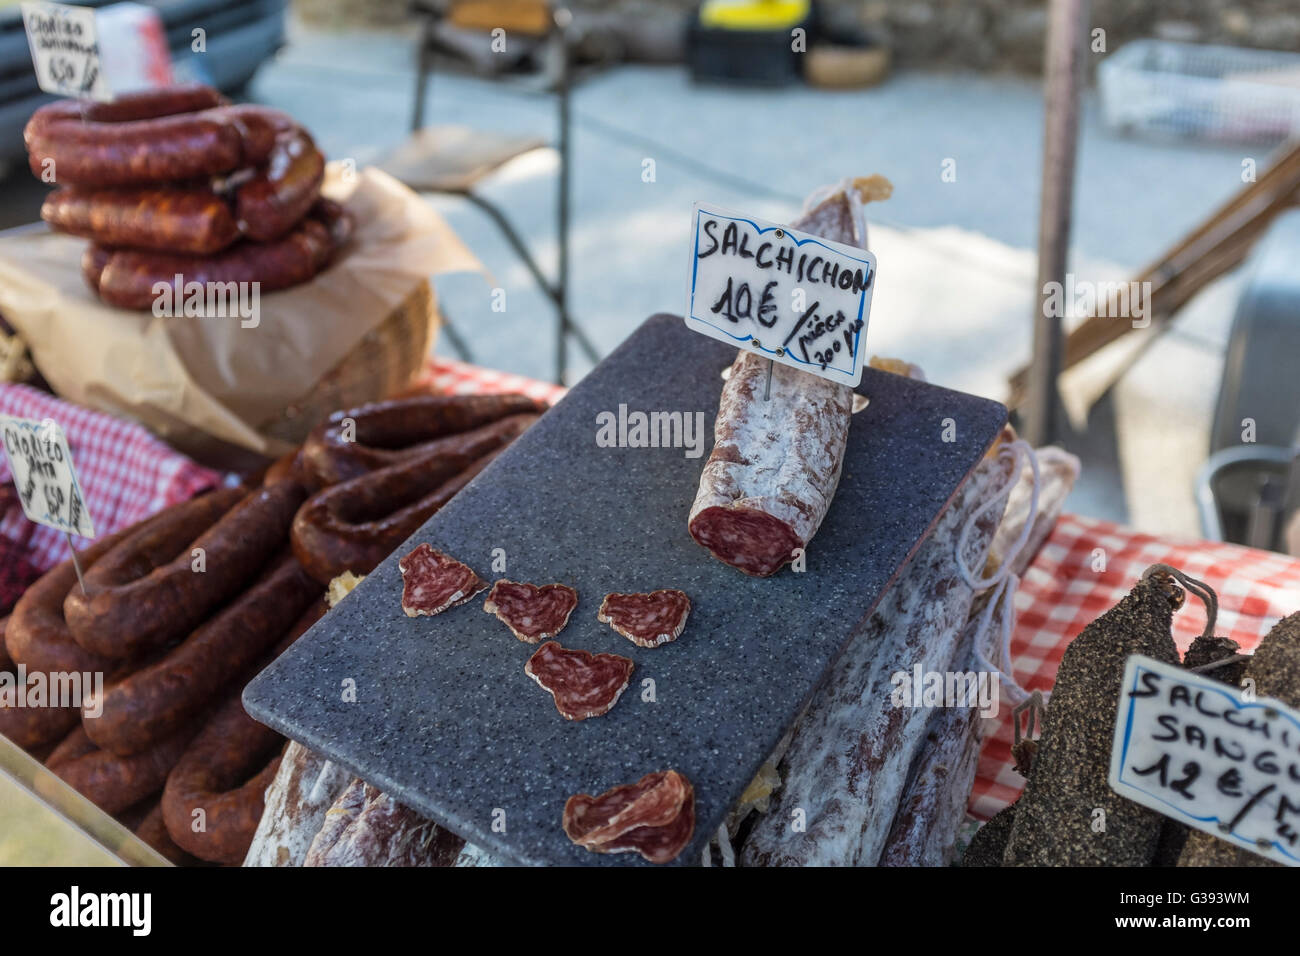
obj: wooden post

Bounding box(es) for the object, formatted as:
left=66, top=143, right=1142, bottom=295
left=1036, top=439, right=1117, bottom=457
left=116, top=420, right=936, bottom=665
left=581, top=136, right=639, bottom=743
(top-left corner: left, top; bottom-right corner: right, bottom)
left=1024, top=0, right=1090, bottom=446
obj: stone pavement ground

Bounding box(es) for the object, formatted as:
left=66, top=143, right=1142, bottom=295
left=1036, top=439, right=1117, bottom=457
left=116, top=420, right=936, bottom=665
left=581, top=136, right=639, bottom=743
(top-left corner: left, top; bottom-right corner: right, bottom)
left=149, top=25, right=1296, bottom=536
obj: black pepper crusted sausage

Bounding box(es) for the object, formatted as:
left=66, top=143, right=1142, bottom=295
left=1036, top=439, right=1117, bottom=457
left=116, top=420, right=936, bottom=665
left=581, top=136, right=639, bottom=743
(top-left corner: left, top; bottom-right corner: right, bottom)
left=291, top=414, right=536, bottom=584
left=44, top=185, right=240, bottom=255
left=64, top=484, right=302, bottom=659
left=81, top=552, right=321, bottom=756
left=300, top=393, right=547, bottom=486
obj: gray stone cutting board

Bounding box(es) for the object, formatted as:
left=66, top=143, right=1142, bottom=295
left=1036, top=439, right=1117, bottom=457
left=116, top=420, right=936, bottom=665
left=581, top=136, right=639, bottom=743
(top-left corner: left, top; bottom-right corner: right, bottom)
left=244, top=314, right=1008, bottom=866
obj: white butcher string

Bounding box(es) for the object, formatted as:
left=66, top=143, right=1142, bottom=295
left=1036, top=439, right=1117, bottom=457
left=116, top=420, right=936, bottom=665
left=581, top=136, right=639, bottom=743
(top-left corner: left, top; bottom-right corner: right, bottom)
left=702, top=823, right=736, bottom=867
left=954, top=439, right=1043, bottom=707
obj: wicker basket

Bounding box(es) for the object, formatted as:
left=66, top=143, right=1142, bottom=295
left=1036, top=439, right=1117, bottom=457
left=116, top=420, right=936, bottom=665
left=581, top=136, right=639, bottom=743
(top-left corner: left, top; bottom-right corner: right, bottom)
left=257, top=278, right=439, bottom=446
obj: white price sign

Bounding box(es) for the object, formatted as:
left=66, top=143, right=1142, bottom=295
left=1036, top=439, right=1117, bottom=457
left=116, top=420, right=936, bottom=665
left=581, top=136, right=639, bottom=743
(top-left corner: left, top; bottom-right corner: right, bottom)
left=1109, top=655, right=1300, bottom=867
left=685, top=204, right=877, bottom=386
left=22, top=1, right=109, bottom=100
left=0, top=416, right=95, bottom=538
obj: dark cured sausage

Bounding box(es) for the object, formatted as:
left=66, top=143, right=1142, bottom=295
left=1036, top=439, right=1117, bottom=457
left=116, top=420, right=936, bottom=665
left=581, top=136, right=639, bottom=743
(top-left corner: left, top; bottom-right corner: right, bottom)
left=44, top=722, right=200, bottom=815
left=292, top=414, right=536, bottom=584
left=82, top=553, right=321, bottom=756
left=6, top=513, right=175, bottom=675
left=300, top=393, right=547, bottom=486
left=43, top=186, right=240, bottom=255
left=160, top=691, right=285, bottom=864
left=64, top=484, right=302, bottom=659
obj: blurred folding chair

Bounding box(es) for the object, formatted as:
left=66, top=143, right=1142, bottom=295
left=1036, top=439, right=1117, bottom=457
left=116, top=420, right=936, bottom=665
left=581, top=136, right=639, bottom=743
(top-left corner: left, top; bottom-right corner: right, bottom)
left=384, top=0, right=599, bottom=383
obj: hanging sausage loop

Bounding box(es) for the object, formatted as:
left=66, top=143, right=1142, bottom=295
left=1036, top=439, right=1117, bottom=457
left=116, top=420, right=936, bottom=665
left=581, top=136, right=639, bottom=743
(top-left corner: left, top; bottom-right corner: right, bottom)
left=1140, top=563, right=1218, bottom=639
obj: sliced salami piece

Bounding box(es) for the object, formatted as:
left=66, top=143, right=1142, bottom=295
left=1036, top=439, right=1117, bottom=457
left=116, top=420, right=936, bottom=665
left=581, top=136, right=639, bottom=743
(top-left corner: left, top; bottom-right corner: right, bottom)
left=398, top=544, right=486, bottom=618
left=483, top=580, right=578, bottom=643
left=597, top=590, right=691, bottom=648
left=563, top=769, right=695, bottom=864
left=524, top=641, right=634, bottom=721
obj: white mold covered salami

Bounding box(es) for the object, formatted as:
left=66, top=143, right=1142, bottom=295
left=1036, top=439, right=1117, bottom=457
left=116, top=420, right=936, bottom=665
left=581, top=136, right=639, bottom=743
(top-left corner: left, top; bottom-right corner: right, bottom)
left=688, top=354, right=854, bottom=576
left=244, top=741, right=354, bottom=867
left=687, top=184, right=870, bottom=578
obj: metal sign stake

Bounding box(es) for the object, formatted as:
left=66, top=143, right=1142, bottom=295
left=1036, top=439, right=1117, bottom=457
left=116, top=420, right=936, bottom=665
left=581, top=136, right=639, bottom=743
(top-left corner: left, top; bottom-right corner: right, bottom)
left=65, top=531, right=86, bottom=593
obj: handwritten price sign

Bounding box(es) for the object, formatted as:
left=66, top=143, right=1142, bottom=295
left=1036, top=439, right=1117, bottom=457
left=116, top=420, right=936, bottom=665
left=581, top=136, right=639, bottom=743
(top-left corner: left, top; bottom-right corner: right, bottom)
left=21, top=1, right=109, bottom=100
left=685, top=204, right=877, bottom=386
left=0, top=415, right=94, bottom=538
left=1109, top=655, right=1300, bottom=867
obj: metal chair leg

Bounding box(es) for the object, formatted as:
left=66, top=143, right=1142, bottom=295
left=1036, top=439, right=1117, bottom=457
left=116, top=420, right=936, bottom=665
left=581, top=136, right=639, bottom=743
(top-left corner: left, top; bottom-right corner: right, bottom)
left=436, top=306, right=475, bottom=363
left=411, top=21, right=434, bottom=133
left=459, top=191, right=600, bottom=367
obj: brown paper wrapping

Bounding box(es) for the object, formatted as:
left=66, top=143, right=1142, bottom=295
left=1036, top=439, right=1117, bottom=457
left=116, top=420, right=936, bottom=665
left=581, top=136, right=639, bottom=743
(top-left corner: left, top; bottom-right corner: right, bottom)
left=0, top=165, right=485, bottom=464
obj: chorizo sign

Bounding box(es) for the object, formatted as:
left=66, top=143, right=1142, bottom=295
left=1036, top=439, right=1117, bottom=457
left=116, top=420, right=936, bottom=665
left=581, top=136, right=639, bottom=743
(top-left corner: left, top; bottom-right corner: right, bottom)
left=0, top=415, right=95, bottom=538
left=1108, top=654, right=1300, bottom=867
left=21, top=1, right=109, bottom=100
left=685, top=204, right=877, bottom=386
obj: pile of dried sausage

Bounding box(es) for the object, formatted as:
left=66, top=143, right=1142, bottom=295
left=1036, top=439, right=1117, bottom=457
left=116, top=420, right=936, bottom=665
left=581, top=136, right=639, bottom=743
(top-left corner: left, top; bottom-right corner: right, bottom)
left=23, top=84, right=349, bottom=309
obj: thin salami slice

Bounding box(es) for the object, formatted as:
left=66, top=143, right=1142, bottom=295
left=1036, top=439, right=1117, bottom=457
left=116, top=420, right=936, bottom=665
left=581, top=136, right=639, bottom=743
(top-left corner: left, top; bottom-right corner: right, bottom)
left=398, top=544, right=486, bottom=618
left=483, top=580, right=578, bottom=643
left=563, top=769, right=695, bottom=864
left=597, top=590, right=691, bottom=648
left=524, top=641, right=634, bottom=721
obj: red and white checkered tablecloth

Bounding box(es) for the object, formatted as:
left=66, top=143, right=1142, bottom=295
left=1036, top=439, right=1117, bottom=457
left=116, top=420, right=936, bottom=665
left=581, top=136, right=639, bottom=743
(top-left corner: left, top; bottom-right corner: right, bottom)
left=0, top=383, right=222, bottom=606
left=970, top=512, right=1300, bottom=821
left=415, top=357, right=568, bottom=407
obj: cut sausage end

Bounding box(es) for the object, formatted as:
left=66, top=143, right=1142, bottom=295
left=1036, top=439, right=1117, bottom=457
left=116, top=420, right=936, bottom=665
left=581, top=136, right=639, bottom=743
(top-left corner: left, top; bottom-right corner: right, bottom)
left=688, top=505, right=802, bottom=577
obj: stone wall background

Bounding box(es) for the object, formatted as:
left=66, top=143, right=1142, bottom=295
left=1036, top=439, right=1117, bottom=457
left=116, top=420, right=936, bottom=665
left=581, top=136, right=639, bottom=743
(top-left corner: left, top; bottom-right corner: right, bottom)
left=292, top=0, right=1300, bottom=75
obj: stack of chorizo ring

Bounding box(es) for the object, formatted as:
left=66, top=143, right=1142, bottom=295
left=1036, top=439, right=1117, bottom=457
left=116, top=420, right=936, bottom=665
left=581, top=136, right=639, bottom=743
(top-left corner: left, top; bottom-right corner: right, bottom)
left=0, top=389, right=546, bottom=864
left=23, top=84, right=350, bottom=310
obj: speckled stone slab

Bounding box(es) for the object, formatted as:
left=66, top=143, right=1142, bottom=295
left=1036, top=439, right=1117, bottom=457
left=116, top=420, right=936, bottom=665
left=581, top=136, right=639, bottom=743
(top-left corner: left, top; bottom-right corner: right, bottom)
left=244, top=314, right=1008, bottom=866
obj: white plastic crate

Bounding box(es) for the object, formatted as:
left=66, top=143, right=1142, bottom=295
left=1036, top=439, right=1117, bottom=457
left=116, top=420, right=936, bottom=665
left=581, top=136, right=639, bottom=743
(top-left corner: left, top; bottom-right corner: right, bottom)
left=1100, top=40, right=1300, bottom=143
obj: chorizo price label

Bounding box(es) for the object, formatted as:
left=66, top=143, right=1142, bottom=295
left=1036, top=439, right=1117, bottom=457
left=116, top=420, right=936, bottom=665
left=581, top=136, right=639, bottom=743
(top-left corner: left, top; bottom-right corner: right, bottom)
left=685, top=204, right=877, bottom=386
left=0, top=415, right=95, bottom=538
left=1108, top=655, right=1300, bottom=867
left=21, top=2, right=110, bottom=100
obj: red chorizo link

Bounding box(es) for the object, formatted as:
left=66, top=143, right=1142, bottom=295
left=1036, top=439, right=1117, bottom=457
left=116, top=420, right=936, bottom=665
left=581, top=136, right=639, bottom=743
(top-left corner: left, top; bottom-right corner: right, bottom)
left=292, top=414, right=536, bottom=584
left=236, top=127, right=325, bottom=241
left=24, top=86, right=265, bottom=187
left=45, top=723, right=99, bottom=767
left=162, top=692, right=285, bottom=864
left=82, top=552, right=321, bottom=756
left=6, top=513, right=175, bottom=675
left=26, top=85, right=225, bottom=134
left=43, top=721, right=200, bottom=815
left=64, top=484, right=303, bottom=659
left=90, top=216, right=338, bottom=310
left=43, top=185, right=240, bottom=255
left=134, top=801, right=197, bottom=866
left=204, top=103, right=294, bottom=169
left=301, top=393, right=547, bottom=486
left=0, top=690, right=80, bottom=751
